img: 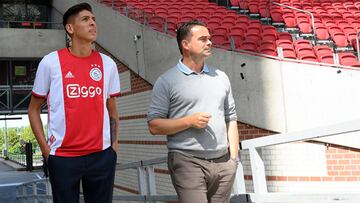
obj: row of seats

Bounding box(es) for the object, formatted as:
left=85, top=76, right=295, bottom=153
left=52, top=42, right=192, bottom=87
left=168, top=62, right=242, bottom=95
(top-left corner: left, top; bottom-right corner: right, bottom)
left=231, top=0, right=360, bottom=50
left=100, top=0, right=360, bottom=67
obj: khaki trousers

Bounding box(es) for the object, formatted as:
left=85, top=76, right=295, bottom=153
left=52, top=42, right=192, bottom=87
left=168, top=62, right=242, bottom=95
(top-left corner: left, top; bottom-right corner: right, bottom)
left=168, top=151, right=238, bottom=203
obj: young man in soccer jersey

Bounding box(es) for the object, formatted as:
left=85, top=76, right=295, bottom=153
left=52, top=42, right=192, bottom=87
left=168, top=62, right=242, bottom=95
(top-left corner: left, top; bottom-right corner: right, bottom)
left=148, top=20, right=239, bottom=202
left=28, top=3, right=120, bottom=203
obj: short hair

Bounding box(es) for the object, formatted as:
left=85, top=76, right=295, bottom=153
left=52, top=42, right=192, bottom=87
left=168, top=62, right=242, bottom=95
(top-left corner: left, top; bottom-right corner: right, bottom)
left=63, top=3, right=93, bottom=29
left=176, top=20, right=206, bottom=55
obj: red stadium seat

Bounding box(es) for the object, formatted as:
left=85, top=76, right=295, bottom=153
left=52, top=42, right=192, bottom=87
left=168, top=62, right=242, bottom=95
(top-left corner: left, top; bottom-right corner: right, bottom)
left=213, top=27, right=228, bottom=35
left=299, top=54, right=319, bottom=62
left=245, top=33, right=261, bottom=41
left=314, top=45, right=333, bottom=57
left=259, top=47, right=277, bottom=56
left=331, top=32, right=349, bottom=47
left=271, top=10, right=283, bottom=23
left=338, top=53, right=358, bottom=66
left=277, top=32, right=293, bottom=41
left=318, top=54, right=334, bottom=64
left=282, top=48, right=297, bottom=59
left=211, top=34, right=228, bottom=46
left=283, top=14, right=297, bottom=28
left=239, top=40, right=258, bottom=52
left=228, top=33, right=243, bottom=48
left=229, top=26, right=246, bottom=35
left=261, top=33, right=277, bottom=41
left=247, top=26, right=261, bottom=35
left=260, top=40, right=276, bottom=50
left=248, top=3, right=259, bottom=14
left=298, top=20, right=312, bottom=34
left=315, top=26, right=330, bottom=40
left=293, top=39, right=312, bottom=49
left=276, top=39, right=294, bottom=49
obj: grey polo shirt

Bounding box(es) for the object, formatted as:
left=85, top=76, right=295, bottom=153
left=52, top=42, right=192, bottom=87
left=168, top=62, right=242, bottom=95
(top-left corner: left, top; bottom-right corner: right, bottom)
left=148, top=59, right=237, bottom=159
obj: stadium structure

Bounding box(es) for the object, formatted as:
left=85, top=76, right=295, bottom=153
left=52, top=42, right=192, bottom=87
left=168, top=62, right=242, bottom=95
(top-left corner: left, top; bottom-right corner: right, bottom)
left=1, top=0, right=360, bottom=202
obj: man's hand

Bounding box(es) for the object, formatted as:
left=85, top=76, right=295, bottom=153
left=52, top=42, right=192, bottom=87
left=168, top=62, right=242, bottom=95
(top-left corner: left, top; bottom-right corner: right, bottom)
left=42, top=146, right=51, bottom=163
left=112, top=143, right=118, bottom=154
left=186, top=112, right=212, bottom=129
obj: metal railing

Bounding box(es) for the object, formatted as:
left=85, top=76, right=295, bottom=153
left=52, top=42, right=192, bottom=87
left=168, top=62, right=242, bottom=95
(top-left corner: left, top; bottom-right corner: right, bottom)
left=270, top=2, right=316, bottom=40
left=241, top=119, right=360, bottom=203
left=16, top=178, right=52, bottom=203
left=0, top=20, right=63, bottom=30
left=8, top=153, right=43, bottom=167
left=356, top=30, right=360, bottom=62
left=0, top=85, right=47, bottom=114
left=15, top=117, right=360, bottom=203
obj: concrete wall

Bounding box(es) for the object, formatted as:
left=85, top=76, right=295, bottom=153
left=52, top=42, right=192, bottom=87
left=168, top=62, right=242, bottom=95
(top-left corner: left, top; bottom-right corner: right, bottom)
left=51, top=1, right=360, bottom=148
left=0, top=28, right=65, bottom=58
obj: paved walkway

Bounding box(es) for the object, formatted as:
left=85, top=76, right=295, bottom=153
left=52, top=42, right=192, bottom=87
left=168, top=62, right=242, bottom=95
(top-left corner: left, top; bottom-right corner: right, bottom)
left=0, top=158, right=44, bottom=202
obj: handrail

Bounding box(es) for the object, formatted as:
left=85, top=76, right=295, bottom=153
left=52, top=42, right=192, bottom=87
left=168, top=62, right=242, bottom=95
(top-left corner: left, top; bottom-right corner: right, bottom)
left=241, top=118, right=360, bottom=197
left=242, top=118, right=360, bottom=149
left=271, top=2, right=316, bottom=43
left=357, top=29, right=360, bottom=62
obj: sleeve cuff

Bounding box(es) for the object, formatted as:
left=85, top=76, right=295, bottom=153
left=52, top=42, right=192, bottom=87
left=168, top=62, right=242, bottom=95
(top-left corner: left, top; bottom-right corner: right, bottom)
left=32, top=91, right=47, bottom=99
left=109, top=92, right=121, bottom=97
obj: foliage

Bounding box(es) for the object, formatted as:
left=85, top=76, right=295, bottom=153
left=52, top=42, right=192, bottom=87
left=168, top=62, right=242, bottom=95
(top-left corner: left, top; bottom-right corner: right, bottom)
left=0, top=126, right=43, bottom=154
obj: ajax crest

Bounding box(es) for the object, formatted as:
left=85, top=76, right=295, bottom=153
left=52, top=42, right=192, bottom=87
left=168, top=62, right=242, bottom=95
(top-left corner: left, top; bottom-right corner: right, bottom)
left=90, top=64, right=102, bottom=81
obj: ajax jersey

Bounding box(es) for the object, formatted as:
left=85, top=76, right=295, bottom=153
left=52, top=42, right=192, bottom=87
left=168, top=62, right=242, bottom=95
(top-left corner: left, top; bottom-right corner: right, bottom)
left=32, top=48, right=121, bottom=157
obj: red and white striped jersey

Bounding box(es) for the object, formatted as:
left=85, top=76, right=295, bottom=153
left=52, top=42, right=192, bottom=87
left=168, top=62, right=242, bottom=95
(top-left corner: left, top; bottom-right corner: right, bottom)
left=32, top=48, right=121, bottom=157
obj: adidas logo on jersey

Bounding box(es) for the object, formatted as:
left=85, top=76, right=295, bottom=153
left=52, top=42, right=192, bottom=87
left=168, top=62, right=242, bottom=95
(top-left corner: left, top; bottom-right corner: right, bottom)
left=65, top=71, right=75, bottom=78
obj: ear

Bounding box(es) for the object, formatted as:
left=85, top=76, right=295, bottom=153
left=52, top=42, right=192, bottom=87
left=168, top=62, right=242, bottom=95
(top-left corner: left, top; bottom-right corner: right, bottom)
left=66, top=24, right=74, bottom=35
left=182, top=40, right=189, bottom=52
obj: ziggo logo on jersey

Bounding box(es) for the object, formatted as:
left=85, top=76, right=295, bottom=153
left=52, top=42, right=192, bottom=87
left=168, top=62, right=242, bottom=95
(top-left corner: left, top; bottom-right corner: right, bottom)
left=66, top=84, right=102, bottom=98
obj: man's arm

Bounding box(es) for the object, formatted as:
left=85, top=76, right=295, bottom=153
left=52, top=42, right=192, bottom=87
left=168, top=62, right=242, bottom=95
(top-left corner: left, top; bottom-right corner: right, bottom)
left=227, top=120, right=239, bottom=160
left=107, top=97, right=119, bottom=152
left=148, top=112, right=211, bottom=135
left=28, top=95, right=50, bottom=160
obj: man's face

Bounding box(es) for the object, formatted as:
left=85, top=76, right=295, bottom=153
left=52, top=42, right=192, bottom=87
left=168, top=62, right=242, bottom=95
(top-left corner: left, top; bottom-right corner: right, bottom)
left=184, top=25, right=212, bottom=58
left=67, top=10, right=97, bottom=43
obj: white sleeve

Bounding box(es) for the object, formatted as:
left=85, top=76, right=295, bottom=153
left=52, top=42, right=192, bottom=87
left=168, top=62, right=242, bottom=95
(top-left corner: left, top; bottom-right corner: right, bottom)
left=108, top=60, right=121, bottom=97
left=32, top=56, right=51, bottom=98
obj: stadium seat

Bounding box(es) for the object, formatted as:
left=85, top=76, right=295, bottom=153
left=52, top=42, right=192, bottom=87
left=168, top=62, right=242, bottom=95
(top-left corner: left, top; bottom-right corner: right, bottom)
left=247, top=26, right=261, bottom=35
left=229, top=26, right=246, bottom=35
left=282, top=48, right=297, bottom=59
left=293, top=39, right=312, bottom=49
left=276, top=39, right=294, bottom=49
left=259, top=47, right=277, bottom=56
left=245, top=33, right=261, bottom=41
left=261, top=33, right=277, bottom=41
left=338, top=53, right=359, bottom=66
left=315, top=26, right=329, bottom=40
left=239, top=40, right=258, bottom=52
left=299, top=54, right=319, bottom=62
left=283, top=14, right=297, bottom=28
left=331, top=32, right=349, bottom=47
left=314, top=45, right=333, bottom=57
left=298, top=20, right=312, bottom=34
left=318, top=54, right=334, bottom=64
left=211, top=34, right=228, bottom=46
left=228, top=33, right=243, bottom=48
left=277, top=32, right=293, bottom=41
left=213, top=27, right=228, bottom=35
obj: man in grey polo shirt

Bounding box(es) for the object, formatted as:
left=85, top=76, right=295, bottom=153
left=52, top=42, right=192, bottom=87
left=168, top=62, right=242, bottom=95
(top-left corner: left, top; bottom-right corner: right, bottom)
left=147, top=20, right=239, bottom=203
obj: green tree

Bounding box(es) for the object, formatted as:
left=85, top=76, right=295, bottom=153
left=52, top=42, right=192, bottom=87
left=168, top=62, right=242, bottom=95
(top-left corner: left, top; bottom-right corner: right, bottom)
left=0, top=129, right=4, bottom=152
left=20, top=126, right=39, bottom=154
left=8, top=128, right=20, bottom=154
